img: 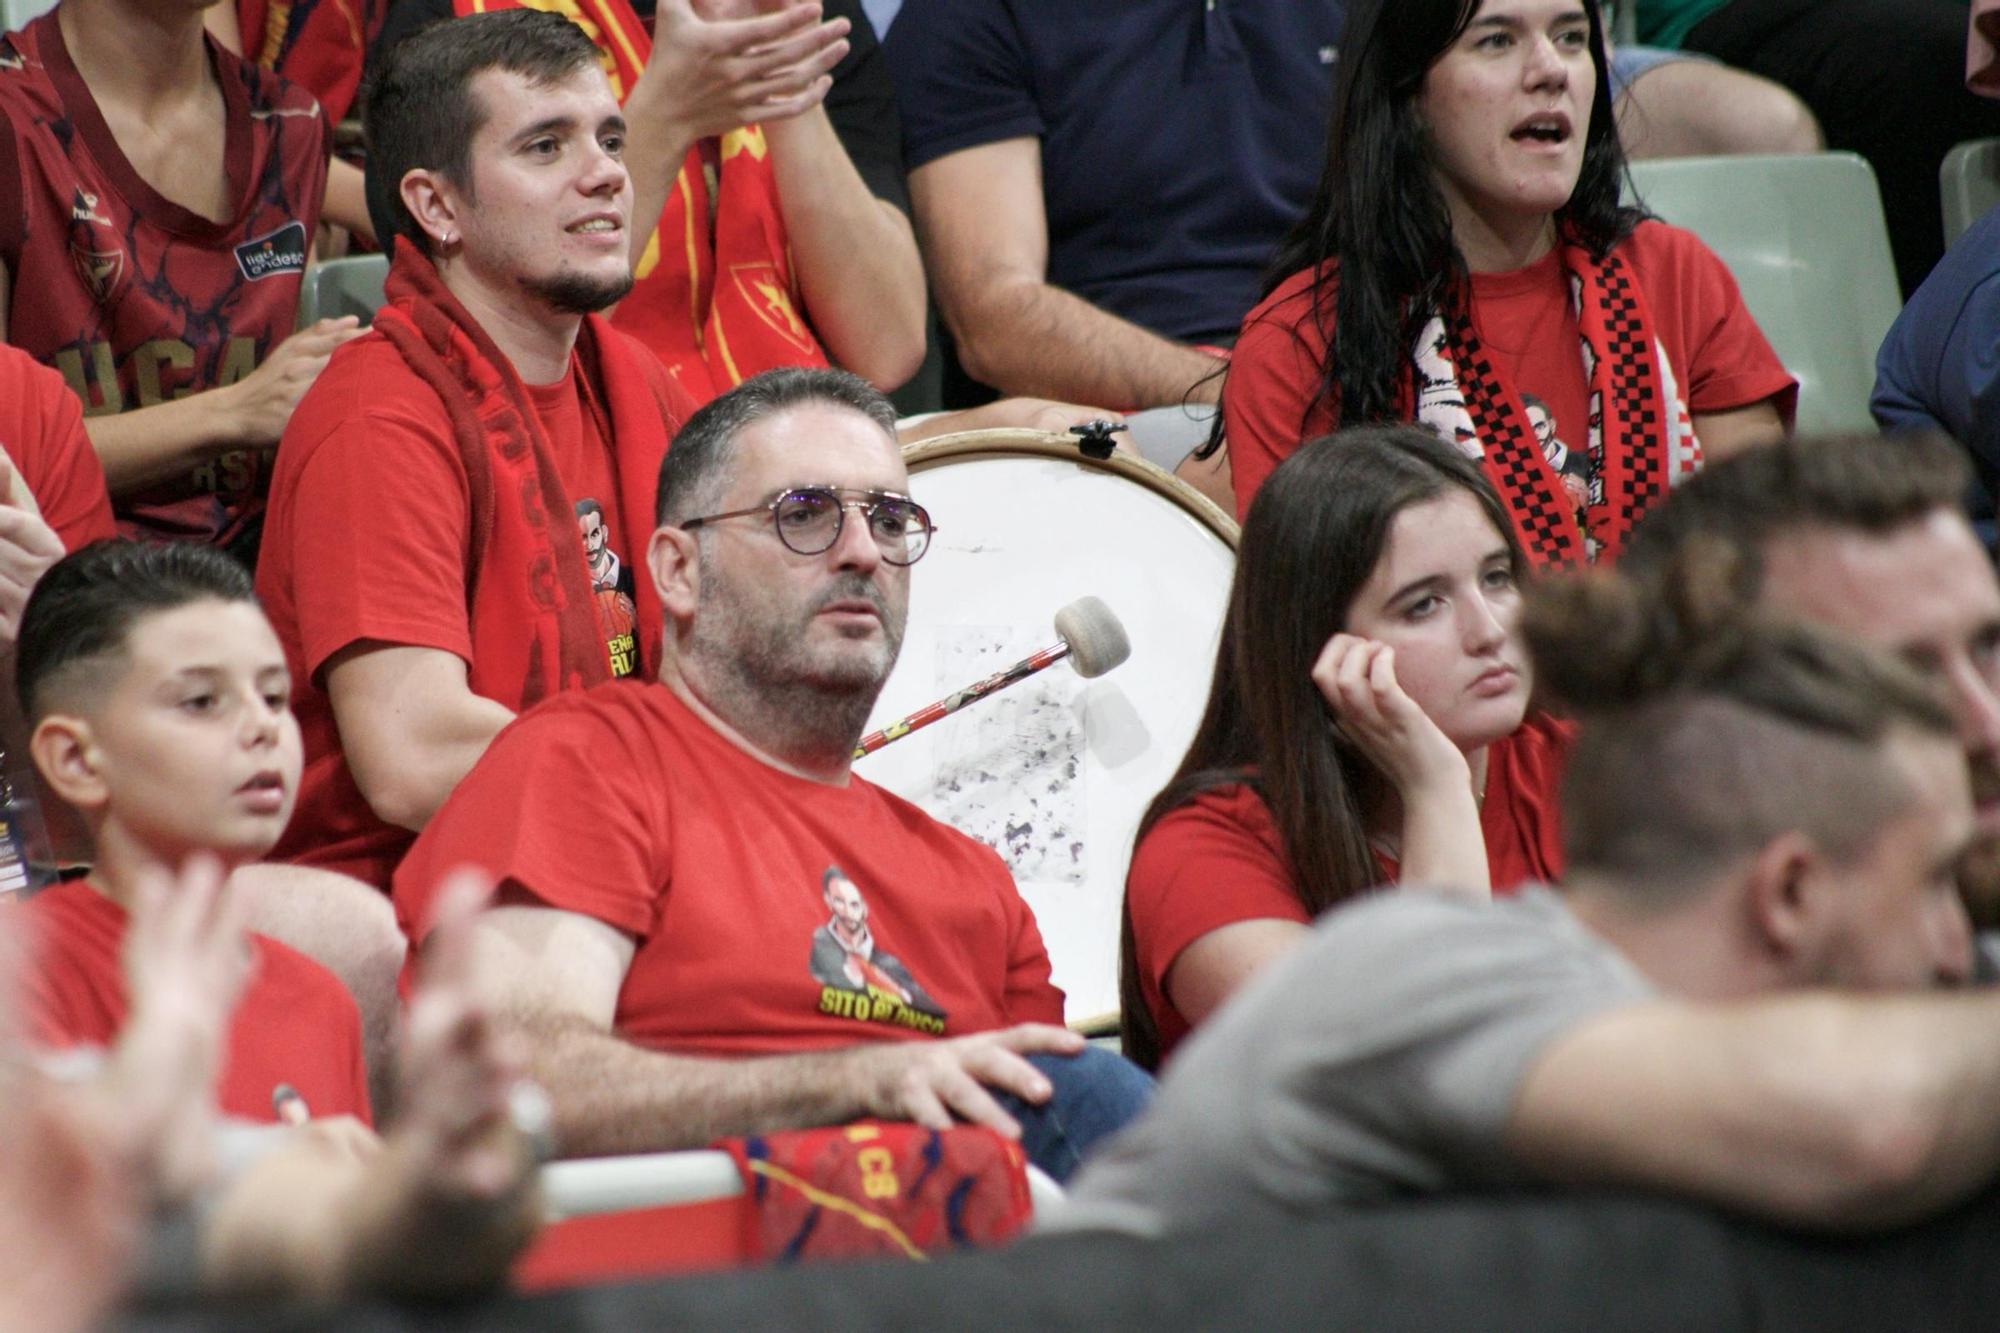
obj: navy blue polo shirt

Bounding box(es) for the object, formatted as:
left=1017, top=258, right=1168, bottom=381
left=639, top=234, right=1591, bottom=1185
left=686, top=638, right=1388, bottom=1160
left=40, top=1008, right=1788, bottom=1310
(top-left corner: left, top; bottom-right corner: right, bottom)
left=885, top=0, right=1343, bottom=346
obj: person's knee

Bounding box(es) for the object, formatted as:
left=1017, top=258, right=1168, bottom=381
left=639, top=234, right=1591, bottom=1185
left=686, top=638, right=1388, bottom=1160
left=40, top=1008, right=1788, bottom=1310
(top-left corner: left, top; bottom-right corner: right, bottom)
left=1027, top=1046, right=1154, bottom=1127
left=1616, top=61, right=1823, bottom=159
left=234, top=864, right=405, bottom=982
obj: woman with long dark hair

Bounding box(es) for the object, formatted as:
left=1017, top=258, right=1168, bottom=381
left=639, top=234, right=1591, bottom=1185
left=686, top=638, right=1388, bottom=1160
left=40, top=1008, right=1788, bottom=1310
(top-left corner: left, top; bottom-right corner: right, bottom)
left=1221, top=0, right=1794, bottom=566
left=1120, top=426, right=1568, bottom=1070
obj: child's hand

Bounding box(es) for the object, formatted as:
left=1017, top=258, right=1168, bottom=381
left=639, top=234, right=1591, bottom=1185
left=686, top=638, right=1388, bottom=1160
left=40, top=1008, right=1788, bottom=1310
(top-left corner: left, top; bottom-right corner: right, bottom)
left=107, top=854, right=250, bottom=1204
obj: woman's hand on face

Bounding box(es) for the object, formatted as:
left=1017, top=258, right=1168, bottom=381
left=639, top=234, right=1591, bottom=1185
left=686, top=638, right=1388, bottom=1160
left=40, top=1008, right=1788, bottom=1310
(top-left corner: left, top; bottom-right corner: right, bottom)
left=1311, top=633, right=1471, bottom=795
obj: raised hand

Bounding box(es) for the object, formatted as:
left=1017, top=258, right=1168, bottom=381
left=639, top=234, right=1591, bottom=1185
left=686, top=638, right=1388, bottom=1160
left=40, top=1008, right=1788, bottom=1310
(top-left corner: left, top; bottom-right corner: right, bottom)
left=629, top=0, right=850, bottom=146
left=390, top=869, right=535, bottom=1204
left=0, top=920, right=143, bottom=1330
left=0, top=447, right=66, bottom=646
left=104, top=853, right=252, bottom=1205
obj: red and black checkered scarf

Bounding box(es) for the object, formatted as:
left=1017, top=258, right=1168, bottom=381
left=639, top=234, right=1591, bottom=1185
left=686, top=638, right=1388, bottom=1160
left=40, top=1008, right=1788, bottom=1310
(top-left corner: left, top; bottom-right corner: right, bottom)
left=1413, top=239, right=1700, bottom=569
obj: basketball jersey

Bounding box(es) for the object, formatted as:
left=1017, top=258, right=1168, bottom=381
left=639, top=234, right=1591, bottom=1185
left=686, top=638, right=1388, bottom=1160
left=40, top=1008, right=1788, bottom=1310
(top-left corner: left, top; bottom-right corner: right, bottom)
left=0, top=10, right=329, bottom=548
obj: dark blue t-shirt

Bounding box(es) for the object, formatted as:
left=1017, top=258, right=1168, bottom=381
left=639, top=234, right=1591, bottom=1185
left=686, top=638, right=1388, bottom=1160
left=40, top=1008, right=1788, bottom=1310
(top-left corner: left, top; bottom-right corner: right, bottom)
left=1873, top=203, right=2000, bottom=528
left=885, top=0, right=1343, bottom=346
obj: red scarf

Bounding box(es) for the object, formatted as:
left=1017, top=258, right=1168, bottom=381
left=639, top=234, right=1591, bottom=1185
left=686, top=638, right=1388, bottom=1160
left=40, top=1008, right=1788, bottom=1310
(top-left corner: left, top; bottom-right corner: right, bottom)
left=236, top=0, right=385, bottom=123
left=1416, top=239, right=1699, bottom=569
left=456, top=0, right=831, bottom=403
left=719, top=1122, right=1032, bottom=1262
left=369, top=239, right=681, bottom=705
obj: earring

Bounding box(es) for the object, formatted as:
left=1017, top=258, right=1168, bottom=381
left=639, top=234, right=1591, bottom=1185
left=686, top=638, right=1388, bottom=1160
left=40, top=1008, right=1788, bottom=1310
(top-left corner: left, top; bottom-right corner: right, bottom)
left=440, top=230, right=455, bottom=248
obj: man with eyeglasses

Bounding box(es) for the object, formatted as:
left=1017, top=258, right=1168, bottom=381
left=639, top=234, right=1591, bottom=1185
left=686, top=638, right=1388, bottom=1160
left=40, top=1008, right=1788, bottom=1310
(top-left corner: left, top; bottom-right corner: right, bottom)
left=393, top=367, right=1153, bottom=1181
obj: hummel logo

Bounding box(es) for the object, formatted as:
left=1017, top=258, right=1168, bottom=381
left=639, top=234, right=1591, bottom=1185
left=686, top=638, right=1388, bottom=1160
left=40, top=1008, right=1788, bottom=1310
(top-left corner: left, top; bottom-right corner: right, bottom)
left=70, top=188, right=109, bottom=225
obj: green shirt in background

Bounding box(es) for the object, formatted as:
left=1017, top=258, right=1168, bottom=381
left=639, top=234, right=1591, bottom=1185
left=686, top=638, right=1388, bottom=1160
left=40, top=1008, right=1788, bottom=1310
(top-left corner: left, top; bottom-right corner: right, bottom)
left=1632, top=0, right=1729, bottom=49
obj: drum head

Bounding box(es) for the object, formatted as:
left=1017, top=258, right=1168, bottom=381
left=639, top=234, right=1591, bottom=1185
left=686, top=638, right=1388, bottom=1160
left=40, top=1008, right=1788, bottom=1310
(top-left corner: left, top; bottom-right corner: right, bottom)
left=858, top=430, right=1238, bottom=1027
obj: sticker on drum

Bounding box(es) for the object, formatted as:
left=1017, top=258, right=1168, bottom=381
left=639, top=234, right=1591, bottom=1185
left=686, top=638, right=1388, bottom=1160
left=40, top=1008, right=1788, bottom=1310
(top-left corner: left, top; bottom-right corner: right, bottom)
left=857, top=430, right=1238, bottom=1030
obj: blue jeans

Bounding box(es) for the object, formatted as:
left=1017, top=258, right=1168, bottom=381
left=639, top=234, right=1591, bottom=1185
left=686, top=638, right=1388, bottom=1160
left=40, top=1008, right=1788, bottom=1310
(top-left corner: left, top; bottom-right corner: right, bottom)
left=995, top=1047, right=1154, bottom=1185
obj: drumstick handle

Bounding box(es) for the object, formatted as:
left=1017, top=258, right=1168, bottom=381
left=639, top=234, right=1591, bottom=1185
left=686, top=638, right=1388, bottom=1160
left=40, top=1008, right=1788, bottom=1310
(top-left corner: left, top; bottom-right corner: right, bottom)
left=854, top=640, right=1075, bottom=758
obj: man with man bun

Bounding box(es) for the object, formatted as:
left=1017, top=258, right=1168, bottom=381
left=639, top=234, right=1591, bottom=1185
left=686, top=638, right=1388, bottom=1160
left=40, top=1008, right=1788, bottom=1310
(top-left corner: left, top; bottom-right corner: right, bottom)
left=1621, top=433, right=2000, bottom=872
left=1059, top=539, right=1991, bottom=1234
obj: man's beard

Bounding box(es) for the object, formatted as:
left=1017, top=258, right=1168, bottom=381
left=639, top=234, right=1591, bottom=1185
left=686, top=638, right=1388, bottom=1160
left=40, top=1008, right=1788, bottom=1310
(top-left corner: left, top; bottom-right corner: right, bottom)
left=527, top=266, right=635, bottom=315
left=690, top=568, right=906, bottom=765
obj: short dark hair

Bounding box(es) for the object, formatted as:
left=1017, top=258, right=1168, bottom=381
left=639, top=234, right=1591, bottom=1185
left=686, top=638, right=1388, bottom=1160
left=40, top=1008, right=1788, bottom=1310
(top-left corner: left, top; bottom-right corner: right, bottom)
left=655, top=367, right=899, bottom=527
left=575, top=497, right=605, bottom=521
left=362, top=8, right=602, bottom=259
left=1528, top=550, right=1956, bottom=898
left=17, top=541, right=258, bottom=722
left=1623, top=432, right=1972, bottom=597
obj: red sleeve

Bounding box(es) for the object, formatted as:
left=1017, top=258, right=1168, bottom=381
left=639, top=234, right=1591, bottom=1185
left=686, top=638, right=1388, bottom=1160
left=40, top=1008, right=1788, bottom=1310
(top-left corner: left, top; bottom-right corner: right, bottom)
left=1222, top=270, right=1328, bottom=522
left=0, top=348, right=115, bottom=549
left=1482, top=712, right=1575, bottom=892
left=1631, top=221, right=1798, bottom=430
left=1125, top=786, right=1310, bottom=1000
left=394, top=697, right=668, bottom=945
left=991, top=846, right=1065, bottom=1026
left=280, top=383, right=477, bottom=678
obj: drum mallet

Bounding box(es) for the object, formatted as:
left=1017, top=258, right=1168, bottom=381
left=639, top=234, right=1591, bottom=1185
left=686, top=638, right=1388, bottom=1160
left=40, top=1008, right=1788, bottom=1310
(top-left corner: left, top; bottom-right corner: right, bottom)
left=854, top=596, right=1132, bottom=759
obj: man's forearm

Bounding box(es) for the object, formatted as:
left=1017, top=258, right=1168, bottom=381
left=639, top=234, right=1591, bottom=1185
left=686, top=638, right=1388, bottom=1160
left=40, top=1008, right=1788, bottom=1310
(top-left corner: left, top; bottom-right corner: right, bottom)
left=328, top=647, right=517, bottom=834
left=619, top=118, right=698, bottom=278
left=765, top=109, right=925, bottom=389
left=84, top=390, right=251, bottom=497
left=1824, top=991, right=2000, bottom=1226
left=946, top=279, right=1223, bottom=410
left=1512, top=988, right=2000, bottom=1231
left=358, top=699, right=514, bottom=833
left=513, top=1013, right=885, bottom=1156
left=321, top=158, right=375, bottom=247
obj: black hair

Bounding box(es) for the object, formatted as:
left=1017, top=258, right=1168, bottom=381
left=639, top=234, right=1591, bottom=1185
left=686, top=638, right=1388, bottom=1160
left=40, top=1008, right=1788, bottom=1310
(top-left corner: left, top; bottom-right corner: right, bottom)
left=362, top=8, right=602, bottom=258
left=17, top=540, right=258, bottom=721
left=655, top=367, right=900, bottom=527
left=1269, top=0, right=1641, bottom=430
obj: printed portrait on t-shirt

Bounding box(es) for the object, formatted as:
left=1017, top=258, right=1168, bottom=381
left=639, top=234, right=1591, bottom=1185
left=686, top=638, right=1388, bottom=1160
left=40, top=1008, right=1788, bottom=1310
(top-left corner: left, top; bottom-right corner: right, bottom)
left=1522, top=394, right=1592, bottom=510
left=809, top=864, right=948, bottom=1033
left=1524, top=394, right=1599, bottom=561
left=575, top=496, right=639, bottom=677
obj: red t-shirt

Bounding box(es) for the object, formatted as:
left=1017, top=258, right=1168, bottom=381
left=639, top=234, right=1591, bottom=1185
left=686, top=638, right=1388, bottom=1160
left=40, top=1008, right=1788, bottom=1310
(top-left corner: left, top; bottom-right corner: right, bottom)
left=525, top=363, right=641, bottom=679
left=0, top=12, right=329, bottom=547
left=1126, top=713, right=1573, bottom=1063
left=0, top=344, right=116, bottom=550
left=394, top=683, right=1066, bottom=1055
left=258, top=338, right=666, bottom=890
left=14, top=880, right=371, bottom=1125
left=236, top=0, right=384, bottom=124
left=1223, top=221, right=1797, bottom=528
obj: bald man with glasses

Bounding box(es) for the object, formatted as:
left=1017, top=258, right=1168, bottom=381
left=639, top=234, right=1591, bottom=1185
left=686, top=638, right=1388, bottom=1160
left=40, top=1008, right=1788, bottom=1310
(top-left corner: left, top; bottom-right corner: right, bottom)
left=394, top=368, right=1151, bottom=1182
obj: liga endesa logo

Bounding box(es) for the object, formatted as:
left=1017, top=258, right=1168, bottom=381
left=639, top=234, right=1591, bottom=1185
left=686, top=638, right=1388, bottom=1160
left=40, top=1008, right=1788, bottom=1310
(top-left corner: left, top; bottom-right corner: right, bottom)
left=234, top=221, right=309, bottom=281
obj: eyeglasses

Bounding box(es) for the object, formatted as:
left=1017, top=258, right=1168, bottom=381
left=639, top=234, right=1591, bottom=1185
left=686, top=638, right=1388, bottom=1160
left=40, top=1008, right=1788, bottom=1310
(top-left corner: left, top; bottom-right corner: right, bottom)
left=679, top=486, right=935, bottom=566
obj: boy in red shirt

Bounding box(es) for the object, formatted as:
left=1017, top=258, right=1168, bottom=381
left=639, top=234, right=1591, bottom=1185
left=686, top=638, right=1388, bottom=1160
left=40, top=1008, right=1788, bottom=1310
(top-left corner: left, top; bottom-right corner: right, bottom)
left=5, top=538, right=540, bottom=1304
left=13, top=539, right=369, bottom=1124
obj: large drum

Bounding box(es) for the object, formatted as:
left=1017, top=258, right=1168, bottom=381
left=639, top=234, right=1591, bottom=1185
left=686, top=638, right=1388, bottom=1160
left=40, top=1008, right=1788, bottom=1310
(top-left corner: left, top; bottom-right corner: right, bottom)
left=857, top=430, right=1238, bottom=1029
